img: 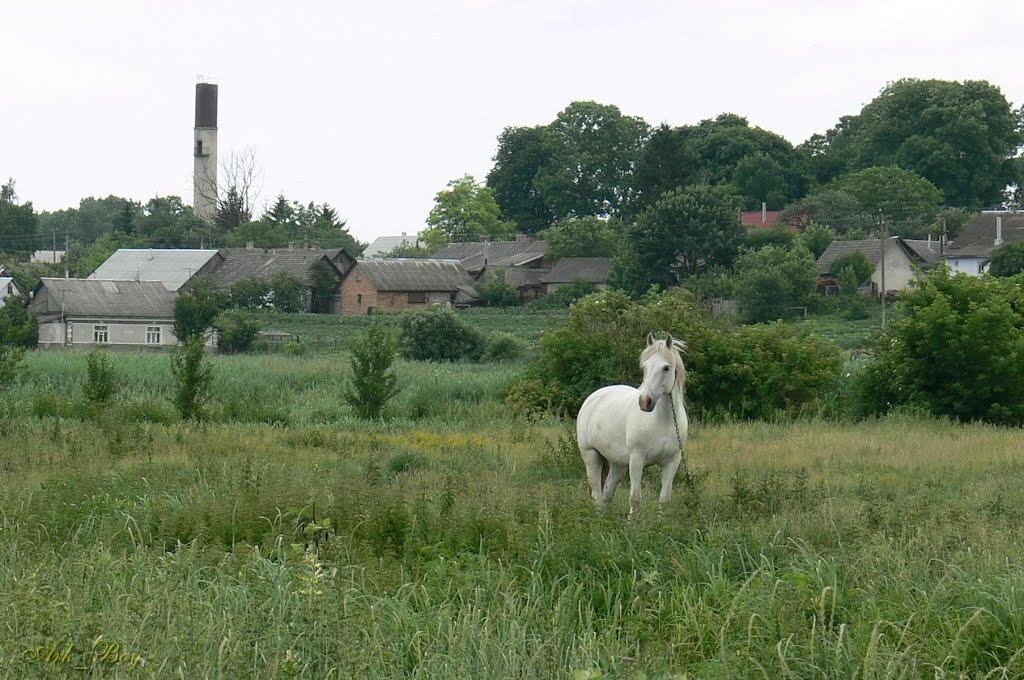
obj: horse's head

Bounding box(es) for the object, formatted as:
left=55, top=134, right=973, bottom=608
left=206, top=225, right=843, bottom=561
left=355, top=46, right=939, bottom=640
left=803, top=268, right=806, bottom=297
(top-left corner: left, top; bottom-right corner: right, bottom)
left=638, top=332, right=686, bottom=413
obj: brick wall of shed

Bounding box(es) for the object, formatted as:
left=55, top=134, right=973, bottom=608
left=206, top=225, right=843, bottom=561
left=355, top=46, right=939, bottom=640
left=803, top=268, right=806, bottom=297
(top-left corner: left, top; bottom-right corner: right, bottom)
left=338, top=267, right=380, bottom=314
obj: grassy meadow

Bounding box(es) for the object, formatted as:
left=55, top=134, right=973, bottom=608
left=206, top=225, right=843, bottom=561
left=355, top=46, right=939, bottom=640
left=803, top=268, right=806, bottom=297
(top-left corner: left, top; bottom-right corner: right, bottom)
left=3, top=311, right=1024, bottom=677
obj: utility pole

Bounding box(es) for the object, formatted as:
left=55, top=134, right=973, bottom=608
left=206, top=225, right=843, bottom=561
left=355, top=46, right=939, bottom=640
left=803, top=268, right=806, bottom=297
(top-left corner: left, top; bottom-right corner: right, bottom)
left=64, top=232, right=69, bottom=279
left=52, top=230, right=57, bottom=263
left=879, top=211, right=887, bottom=330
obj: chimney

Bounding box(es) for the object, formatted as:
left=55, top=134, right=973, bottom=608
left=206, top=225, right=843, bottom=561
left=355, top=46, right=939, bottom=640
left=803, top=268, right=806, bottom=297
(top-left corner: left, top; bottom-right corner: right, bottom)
left=245, top=241, right=255, bottom=250
left=515, top=233, right=530, bottom=242
left=761, top=202, right=768, bottom=224
left=288, top=242, right=294, bottom=251
left=995, top=215, right=1004, bottom=247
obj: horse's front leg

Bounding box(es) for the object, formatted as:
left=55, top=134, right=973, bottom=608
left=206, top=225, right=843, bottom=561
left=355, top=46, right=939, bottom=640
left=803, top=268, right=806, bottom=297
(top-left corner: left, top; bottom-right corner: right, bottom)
left=659, top=453, right=682, bottom=505
left=628, top=454, right=645, bottom=516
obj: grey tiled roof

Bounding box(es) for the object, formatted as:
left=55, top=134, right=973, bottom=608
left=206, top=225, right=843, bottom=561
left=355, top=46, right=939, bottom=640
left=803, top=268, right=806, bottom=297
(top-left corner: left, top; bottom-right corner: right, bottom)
left=947, top=213, right=1024, bottom=258
left=89, top=249, right=221, bottom=291
left=210, top=248, right=344, bottom=288
left=540, top=257, right=613, bottom=284
left=903, top=239, right=942, bottom=263
left=485, top=265, right=548, bottom=289
left=816, top=238, right=925, bottom=274
left=30, top=278, right=175, bottom=320
left=363, top=234, right=417, bottom=257
left=353, top=258, right=474, bottom=292
left=431, top=240, right=549, bottom=273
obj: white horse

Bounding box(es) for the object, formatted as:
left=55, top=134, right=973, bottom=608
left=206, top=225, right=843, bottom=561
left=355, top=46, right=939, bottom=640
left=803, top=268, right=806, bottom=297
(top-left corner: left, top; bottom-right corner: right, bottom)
left=576, top=333, right=689, bottom=514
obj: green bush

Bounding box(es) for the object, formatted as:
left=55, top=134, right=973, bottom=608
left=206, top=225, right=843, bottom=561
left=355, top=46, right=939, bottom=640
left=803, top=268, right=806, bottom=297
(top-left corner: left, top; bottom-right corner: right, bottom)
left=399, top=307, right=484, bottom=362
left=0, top=344, right=24, bottom=387
left=988, top=242, right=1024, bottom=277
left=215, top=312, right=261, bottom=353
left=269, top=273, right=307, bottom=313
left=735, top=244, right=819, bottom=323
left=528, top=279, right=596, bottom=309
left=227, top=278, right=269, bottom=309
left=84, top=350, right=118, bottom=406
left=853, top=269, right=1024, bottom=424
left=0, top=294, right=38, bottom=347
left=481, top=332, right=522, bottom=362
left=171, top=337, right=212, bottom=420
left=475, top=272, right=521, bottom=307
left=508, top=288, right=842, bottom=420
left=174, top=278, right=222, bottom=342
left=832, top=251, right=873, bottom=289
left=344, top=321, right=400, bottom=419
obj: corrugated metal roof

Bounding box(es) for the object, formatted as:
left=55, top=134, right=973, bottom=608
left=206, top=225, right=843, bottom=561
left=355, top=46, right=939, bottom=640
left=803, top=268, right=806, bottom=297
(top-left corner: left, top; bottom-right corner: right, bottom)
left=210, top=248, right=344, bottom=288
left=353, top=258, right=474, bottom=292
left=903, top=239, right=942, bottom=263
left=89, top=249, right=221, bottom=291
left=30, top=278, right=176, bottom=320
left=540, top=257, right=613, bottom=284
left=363, top=234, right=416, bottom=258
left=431, top=240, right=548, bottom=273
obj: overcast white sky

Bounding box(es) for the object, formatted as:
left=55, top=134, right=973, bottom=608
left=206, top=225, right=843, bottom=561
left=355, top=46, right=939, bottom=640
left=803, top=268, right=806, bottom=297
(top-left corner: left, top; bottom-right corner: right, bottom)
left=3, top=0, right=1022, bottom=242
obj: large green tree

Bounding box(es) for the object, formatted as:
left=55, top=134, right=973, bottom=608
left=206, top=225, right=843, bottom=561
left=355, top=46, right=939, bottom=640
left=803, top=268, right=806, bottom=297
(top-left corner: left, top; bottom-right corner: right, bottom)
left=632, top=115, right=811, bottom=213
left=421, top=175, right=514, bottom=249
left=610, top=184, right=743, bottom=294
left=804, top=79, right=1023, bottom=207
left=832, top=165, right=943, bottom=235
left=0, top=180, right=39, bottom=255
left=781, top=189, right=873, bottom=235
left=540, top=216, right=623, bottom=260
left=486, top=126, right=557, bottom=234
left=534, top=101, right=650, bottom=219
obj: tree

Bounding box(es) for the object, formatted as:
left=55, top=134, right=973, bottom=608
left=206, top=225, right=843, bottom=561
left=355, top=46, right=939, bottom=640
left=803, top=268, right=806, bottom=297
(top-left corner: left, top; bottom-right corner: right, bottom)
left=268, top=273, right=307, bottom=312
left=988, top=242, right=1024, bottom=277
left=781, top=189, right=874, bottom=235
left=486, top=126, right=558, bottom=234
left=112, top=200, right=138, bottom=235
left=475, top=271, right=520, bottom=307
left=0, top=294, right=38, bottom=347
left=831, top=251, right=874, bottom=288
left=734, top=244, right=819, bottom=323
left=214, top=148, right=262, bottom=233
left=227, top=277, right=270, bottom=308
left=0, top=179, right=39, bottom=255
left=632, top=115, right=810, bottom=213
left=806, top=79, right=1023, bottom=207
left=214, top=312, right=261, bottom=353
left=171, top=337, right=212, bottom=420
left=832, top=166, right=943, bottom=235
left=173, top=279, right=222, bottom=342
left=136, top=196, right=205, bottom=247
left=612, top=184, right=743, bottom=294
left=309, top=260, right=339, bottom=313
left=797, top=222, right=834, bottom=259
left=383, top=242, right=430, bottom=258
left=534, top=101, right=650, bottom=219
left=421, top=175, right=515, bottom=250
left=540, top=216, right=624, bottom=260
left=344, top=321, right=400, bottom=419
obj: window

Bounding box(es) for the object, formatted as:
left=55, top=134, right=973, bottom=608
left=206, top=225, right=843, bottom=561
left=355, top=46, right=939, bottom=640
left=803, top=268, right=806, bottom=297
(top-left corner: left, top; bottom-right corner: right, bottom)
left=195, top=140, right=203, bottom=155
left=93, top=325, right=109, bottom=344
left=357, top=293, right=362, bottom=305
left=408, top=292, right=427, bottom=304
left=146, top=326, right=161, bottom=345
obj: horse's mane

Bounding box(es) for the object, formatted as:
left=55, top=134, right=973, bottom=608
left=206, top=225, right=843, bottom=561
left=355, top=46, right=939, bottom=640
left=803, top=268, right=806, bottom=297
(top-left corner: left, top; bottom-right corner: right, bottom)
left=640, top=339, right=687, bottom=394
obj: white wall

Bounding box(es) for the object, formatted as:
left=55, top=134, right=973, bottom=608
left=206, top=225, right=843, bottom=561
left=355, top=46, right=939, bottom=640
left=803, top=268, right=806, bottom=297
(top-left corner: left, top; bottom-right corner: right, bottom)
left=37, top=319, right=177, bottom=348
left=870, top=246, right=918, bottom=293
left=946, top=257, right=985, bottom=277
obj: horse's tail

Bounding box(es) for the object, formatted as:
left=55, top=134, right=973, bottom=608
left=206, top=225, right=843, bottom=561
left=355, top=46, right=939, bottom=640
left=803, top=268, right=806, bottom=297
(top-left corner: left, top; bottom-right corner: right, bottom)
left=600, top=454, right=610, bottom=493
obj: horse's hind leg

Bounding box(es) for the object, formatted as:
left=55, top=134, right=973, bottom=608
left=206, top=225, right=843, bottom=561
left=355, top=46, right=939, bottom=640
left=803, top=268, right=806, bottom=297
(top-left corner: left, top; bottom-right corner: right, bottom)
left=580, top=448, right=606, bottom=504
left=601, top=464, right=627, bottom=504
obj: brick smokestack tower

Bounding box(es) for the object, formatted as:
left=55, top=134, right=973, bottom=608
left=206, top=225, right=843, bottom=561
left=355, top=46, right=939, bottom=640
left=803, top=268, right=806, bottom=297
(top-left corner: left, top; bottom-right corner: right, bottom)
left=193, top=82, right=218, bottom=221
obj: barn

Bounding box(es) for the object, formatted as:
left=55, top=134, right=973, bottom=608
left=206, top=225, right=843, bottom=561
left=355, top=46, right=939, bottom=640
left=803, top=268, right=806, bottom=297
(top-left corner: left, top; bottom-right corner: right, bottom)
left=338, top=259, right=477, bottom=314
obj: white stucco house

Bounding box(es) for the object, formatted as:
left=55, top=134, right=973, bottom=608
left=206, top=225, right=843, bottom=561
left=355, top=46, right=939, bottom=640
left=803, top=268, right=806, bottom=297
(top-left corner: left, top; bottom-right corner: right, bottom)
left=29, top=278, right=180, bottom=350
left=944, top=212, right=1024, bottom=276
left=816, top=237, right=930, bottom=295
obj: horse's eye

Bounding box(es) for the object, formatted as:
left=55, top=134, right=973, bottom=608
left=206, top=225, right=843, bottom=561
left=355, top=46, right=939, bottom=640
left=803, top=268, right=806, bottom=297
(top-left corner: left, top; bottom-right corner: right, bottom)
left=662, top=366, right=670, bottom=372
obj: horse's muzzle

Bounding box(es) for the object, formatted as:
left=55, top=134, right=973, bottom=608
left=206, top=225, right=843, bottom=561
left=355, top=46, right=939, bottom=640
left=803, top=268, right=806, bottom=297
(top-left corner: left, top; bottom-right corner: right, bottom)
left=639, top=395, right=655, bottom=412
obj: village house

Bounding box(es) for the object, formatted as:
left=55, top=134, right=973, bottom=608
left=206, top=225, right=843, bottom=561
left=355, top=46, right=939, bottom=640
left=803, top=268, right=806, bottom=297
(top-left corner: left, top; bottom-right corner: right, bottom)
left=30, top=250, right=65, bottom=264
left=30, top=278, right=180, bottom=350
left=207, top=246, right=354, bottom=312
left=944, top=212, right=1024, bottom=276
left=816, top=237, right=928, bottom=295
left=89, top=248, right=222, bottom=291
left=0, top=269, right=22, bottom=309
left=540, top=257, right=613, bottom=294
left=337, top=258, right=476, bottom=314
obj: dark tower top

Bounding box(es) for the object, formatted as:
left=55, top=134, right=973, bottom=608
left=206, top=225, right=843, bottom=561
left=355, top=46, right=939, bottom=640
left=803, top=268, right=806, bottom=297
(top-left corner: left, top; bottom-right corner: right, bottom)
left=194, top=83, right=218, bottom=128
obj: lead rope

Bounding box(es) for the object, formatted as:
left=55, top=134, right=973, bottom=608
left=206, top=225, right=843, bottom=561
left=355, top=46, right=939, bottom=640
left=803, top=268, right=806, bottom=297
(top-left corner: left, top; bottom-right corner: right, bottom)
left=669, top=396, right=694, bottom=489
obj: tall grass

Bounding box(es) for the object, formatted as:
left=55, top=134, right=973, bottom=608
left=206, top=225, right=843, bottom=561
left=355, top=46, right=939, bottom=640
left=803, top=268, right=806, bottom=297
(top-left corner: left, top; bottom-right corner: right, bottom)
left=2, top=350, right=1024, bottom=676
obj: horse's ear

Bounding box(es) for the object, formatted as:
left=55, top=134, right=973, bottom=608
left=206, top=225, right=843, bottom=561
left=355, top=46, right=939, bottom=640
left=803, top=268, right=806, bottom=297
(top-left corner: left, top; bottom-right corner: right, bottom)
left=646, top=332, right=655, bottom=346
left=664, top=332, right=674, bottom=348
